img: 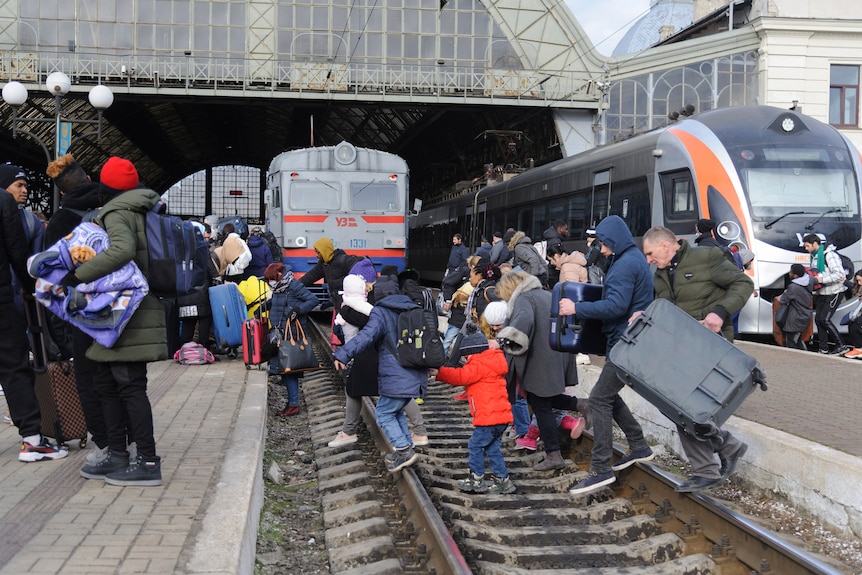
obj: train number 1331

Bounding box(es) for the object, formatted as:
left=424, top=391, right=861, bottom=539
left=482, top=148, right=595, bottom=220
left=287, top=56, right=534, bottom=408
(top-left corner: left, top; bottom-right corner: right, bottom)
left=349, top=238, right=367, bottom=249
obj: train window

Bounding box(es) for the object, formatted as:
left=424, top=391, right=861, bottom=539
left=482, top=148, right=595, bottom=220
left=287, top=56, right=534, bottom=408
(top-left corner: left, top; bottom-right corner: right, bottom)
left=289, top=181, right=341, bottom=211
left=661, top=171, right=697, bottom=220
left=349, top=182, right=399, bottom=211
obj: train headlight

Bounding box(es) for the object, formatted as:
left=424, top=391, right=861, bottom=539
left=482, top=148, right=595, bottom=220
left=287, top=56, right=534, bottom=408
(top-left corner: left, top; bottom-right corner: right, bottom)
left=715, top=221, right=741, bottom=241
left=383, top=236, right=406, bottom=248
left=284, top=236, right=307, bottom=248
left=334, top=142, right=357, bottom=165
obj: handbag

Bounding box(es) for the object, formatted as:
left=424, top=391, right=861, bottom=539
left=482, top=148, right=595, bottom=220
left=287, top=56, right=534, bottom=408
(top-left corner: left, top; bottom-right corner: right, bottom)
left=278, top=319, right=321, bottom=373
left=261, top=324, right=281, bottom=360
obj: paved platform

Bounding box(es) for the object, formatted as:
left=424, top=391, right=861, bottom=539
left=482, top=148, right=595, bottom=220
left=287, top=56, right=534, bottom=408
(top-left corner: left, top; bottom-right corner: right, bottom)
left=0, top=341, right=860, bottom=574
left=0, top=359, right=266, bottom=575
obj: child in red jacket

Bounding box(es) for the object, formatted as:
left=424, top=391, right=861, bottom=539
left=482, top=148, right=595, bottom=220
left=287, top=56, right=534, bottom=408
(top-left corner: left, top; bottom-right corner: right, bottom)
left=429, top=333, right=515, bottom=494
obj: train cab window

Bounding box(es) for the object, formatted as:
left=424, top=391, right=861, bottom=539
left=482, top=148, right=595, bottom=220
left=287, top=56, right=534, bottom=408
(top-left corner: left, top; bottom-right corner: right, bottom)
left=289, top=181, right=341, bottom=211
left=350, top=182, right=399, bottom=211
left=660, top=170, right=698, bottom=232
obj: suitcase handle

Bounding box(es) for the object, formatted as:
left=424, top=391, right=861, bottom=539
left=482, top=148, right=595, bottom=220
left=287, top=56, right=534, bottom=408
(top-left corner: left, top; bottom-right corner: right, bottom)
left=557, top=314, right=583, bottom=336
left=621, top=311, right=652, bottom=342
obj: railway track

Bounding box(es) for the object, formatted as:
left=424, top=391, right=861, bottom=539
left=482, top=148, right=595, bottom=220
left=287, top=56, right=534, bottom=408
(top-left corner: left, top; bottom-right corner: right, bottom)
left=302, top=318, right=843, bottom=575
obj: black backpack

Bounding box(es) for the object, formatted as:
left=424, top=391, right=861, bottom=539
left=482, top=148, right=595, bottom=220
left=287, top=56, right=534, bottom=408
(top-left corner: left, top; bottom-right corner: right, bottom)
left=838, top=252, right=855, bottom=291
left=261, top=230, right=283, bottom=262
left=384, top=307, right=445, bottom=369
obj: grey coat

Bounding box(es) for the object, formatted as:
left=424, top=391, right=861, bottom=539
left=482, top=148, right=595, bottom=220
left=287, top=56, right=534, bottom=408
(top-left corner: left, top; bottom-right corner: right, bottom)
left=497, top=274, right=576, bottom=398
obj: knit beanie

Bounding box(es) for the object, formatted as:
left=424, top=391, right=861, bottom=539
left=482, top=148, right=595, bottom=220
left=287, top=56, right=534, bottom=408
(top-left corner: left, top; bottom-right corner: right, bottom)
left=349, top=257, right=378, bottom=284
left=459, top=332, right=489, bottom=356
left=313, top=237, right=335, bottom=263
left=380, top=264, right=399, bottom=277
left=0, top=164, right=27, bottom=189
left=483, top=301, right=507, bottom=326
left=99, top=157, right=139, bottom=191
left=696, top=218, right=715, bottom=235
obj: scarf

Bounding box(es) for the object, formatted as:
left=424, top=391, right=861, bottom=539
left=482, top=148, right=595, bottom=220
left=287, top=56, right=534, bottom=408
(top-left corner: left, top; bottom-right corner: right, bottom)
left=811, top=245, right=825, bottom=273
left=271, top=271, right=294, bottom=293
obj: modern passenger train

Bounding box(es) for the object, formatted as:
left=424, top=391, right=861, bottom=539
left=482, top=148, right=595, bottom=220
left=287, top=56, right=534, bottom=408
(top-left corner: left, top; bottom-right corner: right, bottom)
left=409, top=105, right=862, bottom=336
left=264, top=142, right=409, bottom=300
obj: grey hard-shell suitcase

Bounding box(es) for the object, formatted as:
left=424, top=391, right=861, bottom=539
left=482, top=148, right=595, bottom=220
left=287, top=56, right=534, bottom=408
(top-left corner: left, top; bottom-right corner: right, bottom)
left=608, top=298, right=767, bottom=440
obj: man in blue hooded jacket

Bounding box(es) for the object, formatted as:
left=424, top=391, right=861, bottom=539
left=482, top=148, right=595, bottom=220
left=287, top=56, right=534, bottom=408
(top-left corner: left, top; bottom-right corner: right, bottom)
left=558, top=216, right=655, bottom=495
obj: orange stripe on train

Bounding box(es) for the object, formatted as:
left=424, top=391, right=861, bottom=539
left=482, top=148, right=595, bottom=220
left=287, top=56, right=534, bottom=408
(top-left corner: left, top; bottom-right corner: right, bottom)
left=669, top=129, right=752, bottom=245
left=361, top=216, right=405, bottom=224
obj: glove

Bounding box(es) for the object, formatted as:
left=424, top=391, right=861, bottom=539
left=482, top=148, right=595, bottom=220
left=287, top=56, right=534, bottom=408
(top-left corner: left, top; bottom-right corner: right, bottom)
left=60, top=270, right=80, bottom=288
left=287, top=307, right=299, bottom=321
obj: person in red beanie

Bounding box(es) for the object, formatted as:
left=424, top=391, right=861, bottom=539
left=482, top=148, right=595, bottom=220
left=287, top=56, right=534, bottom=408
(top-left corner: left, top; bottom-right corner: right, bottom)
left=69, top=156, right=167, bottom=487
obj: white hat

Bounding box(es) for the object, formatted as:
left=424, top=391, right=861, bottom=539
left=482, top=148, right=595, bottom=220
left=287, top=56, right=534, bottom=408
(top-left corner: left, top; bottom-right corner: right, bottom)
left=483, top=301, right=508, bottom=325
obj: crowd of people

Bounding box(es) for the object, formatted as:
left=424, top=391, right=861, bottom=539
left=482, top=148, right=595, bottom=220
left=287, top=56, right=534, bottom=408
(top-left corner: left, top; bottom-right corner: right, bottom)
left=2, top=154, right=859, bottom=498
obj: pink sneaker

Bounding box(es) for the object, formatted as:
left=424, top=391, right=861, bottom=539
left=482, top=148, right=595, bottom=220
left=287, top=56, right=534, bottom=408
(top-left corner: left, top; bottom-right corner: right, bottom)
left=560, top=415, right=586, bottom=439
left=514, top=424, right=540, bottom=451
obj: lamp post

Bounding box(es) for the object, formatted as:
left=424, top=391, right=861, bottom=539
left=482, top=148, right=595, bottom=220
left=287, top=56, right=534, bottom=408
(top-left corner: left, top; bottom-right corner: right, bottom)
left=1, top=71, right=114, bottom=212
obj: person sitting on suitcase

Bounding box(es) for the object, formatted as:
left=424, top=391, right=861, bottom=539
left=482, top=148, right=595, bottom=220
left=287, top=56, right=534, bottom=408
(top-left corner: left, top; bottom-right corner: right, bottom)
left=641, top=225, right=752, bottom=492
left=560, top=216, right=656, bottom=495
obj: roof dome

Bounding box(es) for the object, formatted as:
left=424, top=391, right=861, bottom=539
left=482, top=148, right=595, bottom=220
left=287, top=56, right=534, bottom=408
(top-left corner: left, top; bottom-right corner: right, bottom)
left=612, top=0, right=694, bottom=57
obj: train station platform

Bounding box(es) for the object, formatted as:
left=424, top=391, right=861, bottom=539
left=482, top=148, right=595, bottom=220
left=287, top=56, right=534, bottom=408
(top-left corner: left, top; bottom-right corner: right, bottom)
left=0, top=340, right=860, bottom=574
left=0, top=359, right=267, bottom=575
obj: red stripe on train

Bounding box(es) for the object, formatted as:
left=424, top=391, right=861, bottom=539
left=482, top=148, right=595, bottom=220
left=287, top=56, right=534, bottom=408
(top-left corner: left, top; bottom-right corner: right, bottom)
left=361, top=216, right=405, bottom=224
left=283, top=215, right=328, bottom=223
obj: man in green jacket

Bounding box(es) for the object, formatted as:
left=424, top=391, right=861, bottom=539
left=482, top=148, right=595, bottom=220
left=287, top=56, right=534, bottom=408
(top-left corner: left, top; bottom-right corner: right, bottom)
left=65, top=157, right=167, bottom=487
left=641, top=226, right=752, bottom=492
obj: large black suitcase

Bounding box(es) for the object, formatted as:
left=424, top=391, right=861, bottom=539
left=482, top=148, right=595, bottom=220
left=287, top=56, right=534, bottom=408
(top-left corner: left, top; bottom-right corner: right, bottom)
left=608, top=298, right=767, bottom=440
left=549, top=281, right=606, bottom=355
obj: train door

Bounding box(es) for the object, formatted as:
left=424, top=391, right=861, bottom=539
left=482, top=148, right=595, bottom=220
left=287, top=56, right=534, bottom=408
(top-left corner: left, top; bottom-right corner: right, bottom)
left=590, top=170, right=611, bottom=227
left=658, top=170, right=698, bottom=235
left=265, top=174, right=284, bottom=247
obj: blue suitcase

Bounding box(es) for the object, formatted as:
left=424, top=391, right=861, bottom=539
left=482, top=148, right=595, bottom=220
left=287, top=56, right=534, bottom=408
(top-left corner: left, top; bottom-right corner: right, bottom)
left=549, top=281, right=607, bottom=355
left=609, top=298, right=767, bottom=440
left=210, top=283, right=245, bottom=350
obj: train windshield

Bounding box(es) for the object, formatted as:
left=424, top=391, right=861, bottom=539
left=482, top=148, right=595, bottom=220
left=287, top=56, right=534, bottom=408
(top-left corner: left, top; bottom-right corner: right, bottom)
left=288, top=181, right=341, bottom=210
left=350, top=181, right=400, bottom=211
left=737, top=146, right=860, bottom=218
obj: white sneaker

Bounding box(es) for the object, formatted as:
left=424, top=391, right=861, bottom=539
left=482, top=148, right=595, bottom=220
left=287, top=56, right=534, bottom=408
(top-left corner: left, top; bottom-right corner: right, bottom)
left=327, top=431, right=358, bottom=448
left=86, top=444, right=109, bottom=465
left=412, top=433, right=430, bottom=447
left=576, top=353, right=591, bottom=365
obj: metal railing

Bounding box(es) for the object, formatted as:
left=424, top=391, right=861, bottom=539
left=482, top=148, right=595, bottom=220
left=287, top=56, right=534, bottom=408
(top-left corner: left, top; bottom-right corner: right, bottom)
left=0, top=51, right=602, bottom=106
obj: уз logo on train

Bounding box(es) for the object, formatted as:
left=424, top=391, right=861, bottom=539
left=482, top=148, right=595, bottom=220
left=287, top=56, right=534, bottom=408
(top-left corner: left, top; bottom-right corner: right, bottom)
left=335, top=217, right=358, bottom=227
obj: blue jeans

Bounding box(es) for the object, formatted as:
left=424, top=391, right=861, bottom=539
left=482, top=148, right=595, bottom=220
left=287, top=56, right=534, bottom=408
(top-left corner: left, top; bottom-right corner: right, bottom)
left=281, top=373, right=300, bottom=406
left=467, top=424, right=508, bottom=478
left=588, top=359, right=649, bottom=474
left=376, top=395, right=412, bottom=450
left=442, top=324, right=460, bottom=356
left=511, top=396, right=530, bottom=435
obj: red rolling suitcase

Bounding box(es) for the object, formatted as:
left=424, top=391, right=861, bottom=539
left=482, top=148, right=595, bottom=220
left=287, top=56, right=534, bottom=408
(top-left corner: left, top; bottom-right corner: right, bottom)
left=549, top=281, right=607, bottom=355
left=242, top=317, right=267, bottom=368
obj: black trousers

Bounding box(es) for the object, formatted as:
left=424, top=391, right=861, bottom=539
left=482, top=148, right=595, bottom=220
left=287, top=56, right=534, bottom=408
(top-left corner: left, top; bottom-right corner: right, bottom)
left=0, top=301, right=40, bottom=438
left=94, top=361, right=156, bottom=459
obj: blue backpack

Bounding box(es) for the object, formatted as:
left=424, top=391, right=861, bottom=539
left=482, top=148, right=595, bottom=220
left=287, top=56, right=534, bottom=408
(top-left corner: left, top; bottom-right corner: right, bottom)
left=145, top=203, right=210, bottom=297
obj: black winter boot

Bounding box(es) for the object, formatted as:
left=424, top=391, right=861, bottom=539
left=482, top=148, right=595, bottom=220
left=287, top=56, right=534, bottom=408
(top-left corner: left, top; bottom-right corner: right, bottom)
left=105, top=455, right=162, bottom=487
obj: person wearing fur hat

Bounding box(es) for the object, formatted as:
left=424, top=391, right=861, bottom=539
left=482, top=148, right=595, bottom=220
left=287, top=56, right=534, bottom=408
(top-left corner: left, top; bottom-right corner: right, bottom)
left=300, top=237, right=364, bottom=309
left=430, top=333, right=515, bottom=494
left=70, top=156, right=167, bottom=487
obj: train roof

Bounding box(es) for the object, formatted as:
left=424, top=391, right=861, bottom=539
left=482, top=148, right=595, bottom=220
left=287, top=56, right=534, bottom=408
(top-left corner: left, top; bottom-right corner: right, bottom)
left=268, top=141, right=408, bottom=175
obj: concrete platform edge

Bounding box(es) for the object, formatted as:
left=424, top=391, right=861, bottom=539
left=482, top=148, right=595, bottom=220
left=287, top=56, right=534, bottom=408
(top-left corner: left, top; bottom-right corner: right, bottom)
left=185, top=370, right=267, bottom=575
left=577, top=364, right=862, bottom=538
